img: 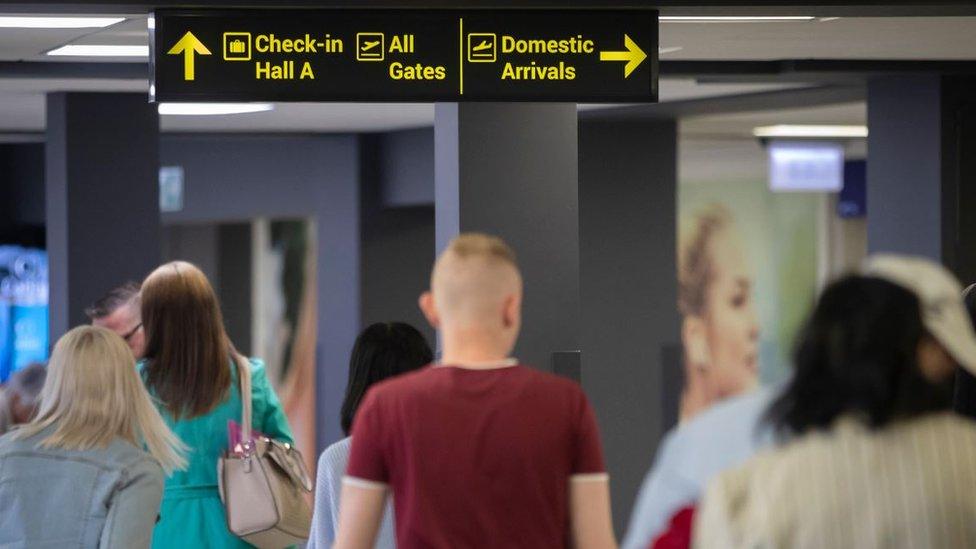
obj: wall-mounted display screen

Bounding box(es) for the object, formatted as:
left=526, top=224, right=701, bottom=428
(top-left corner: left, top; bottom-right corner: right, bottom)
left=0, top=247, right=48, bottom=383
left=768, top=141, right=844, bottom=192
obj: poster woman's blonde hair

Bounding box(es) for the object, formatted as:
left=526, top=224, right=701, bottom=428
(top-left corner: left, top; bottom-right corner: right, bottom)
left=14, top=325, right=186, bottom=473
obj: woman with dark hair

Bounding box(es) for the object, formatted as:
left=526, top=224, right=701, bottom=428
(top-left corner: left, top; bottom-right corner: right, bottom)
left=695, top=255, right=976, bottom=548
left=139, top=261, right=294, bottom=548
left=308, top=322, right=433, bottom=549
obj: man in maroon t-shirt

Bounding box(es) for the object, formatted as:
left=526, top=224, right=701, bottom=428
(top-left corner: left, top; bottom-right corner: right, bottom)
left=334, top=233, right=616, bottom=549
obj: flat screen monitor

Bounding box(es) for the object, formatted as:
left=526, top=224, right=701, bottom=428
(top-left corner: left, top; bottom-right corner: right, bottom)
left=768, top=141, right=844, bottom=192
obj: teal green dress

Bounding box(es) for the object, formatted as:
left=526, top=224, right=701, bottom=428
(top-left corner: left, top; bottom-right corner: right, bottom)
left=139, top=358, right=294, bottom=549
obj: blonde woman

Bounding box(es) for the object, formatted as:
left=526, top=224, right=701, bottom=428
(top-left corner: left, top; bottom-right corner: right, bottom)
left=0, top=326, right=185, bottom=548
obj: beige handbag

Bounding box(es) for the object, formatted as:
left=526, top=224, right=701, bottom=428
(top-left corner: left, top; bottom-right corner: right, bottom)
left=218, top=353, right=313, bottom=548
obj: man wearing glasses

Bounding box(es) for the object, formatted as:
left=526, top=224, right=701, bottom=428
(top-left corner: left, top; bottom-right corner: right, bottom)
left=85, top=282, right=145, bottom=359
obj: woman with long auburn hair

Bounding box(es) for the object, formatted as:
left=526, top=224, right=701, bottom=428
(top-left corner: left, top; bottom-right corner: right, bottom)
left=0, top=326, right=185, bottom=548
left=139, top=261, right=294, bottom=549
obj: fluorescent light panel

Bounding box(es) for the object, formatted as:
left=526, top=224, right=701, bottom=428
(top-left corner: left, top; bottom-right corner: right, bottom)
left=753, top=125, right=868, bottom=138
left=158, top=103, right=274, bottom=116
left=660, top=16, right=816, bottom=22
left=48, top=44, right=148, bottom=57
left=0, top=16, right=124, bottom=28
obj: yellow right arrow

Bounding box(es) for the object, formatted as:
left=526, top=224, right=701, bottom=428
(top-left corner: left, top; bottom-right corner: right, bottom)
left=167, top=31, right=211, bottom=81
left=599, top=34, right=647, bottom=78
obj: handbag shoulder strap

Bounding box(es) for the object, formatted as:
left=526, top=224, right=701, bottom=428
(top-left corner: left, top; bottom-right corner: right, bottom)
left=231, top=351, right=253, bottom=443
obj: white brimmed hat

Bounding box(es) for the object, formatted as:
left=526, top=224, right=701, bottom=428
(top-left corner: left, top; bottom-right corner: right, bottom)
left=862, top=254, right=976, bottom=375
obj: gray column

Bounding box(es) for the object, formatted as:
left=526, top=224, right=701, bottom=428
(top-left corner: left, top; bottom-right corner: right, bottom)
left=579, top=117, right=679, bottom=535
left=939, top=76, right=976, bottom=284
left=434, top=103, right=580, bottom=370
left=866, top=76, right=943, bottom=260
left=868, top=75, right=976, bottom=281
left=46, top=93, right=160, bottom=340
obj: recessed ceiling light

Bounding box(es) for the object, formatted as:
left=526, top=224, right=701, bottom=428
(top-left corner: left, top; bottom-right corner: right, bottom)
left=0, top=16, right=124, bottom=28
left=47, top=45, right=149, bottom=57
left=158, top=103, right=275, bottom=116
left=753, top=125, right=868, bottom=138
left=659, top=46, right=683, bottom=55
left=660, top=16, right=816, bottom=23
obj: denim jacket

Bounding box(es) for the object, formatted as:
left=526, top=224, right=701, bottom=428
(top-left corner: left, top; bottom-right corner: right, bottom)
left=0, top=426, right=165, bottom=548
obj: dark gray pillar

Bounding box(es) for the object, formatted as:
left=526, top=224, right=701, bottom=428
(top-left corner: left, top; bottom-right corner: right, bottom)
left=46, top=93, right=160, bottom=340
left=359, top=134, right=435, bottom=346
left=939, top=76, right=976, bottom=285
left=434, top=103, right=579, bottom=370
left=218, top=223, right=253, bottom=354
left=579, top=117, right=679, bottom=535
left=867, top=76, right=943, bottom=260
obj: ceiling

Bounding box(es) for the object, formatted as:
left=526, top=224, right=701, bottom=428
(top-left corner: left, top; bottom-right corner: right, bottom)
left=0, top=13, right=971, bottom=133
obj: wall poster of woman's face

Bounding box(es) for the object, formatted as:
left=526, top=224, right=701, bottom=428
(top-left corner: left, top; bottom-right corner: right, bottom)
left=677, top=178, right=819, bottom=423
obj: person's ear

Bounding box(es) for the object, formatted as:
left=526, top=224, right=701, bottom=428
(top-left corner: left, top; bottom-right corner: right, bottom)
left=502, top=292, right=521, bottom=329
left=418, top=291, right=441, bottom=329
left=682, top=315, right=710, bottom=369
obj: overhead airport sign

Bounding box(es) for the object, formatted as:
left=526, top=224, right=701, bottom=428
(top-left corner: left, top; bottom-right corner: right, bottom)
left=150, top=9, right=658, bottom=102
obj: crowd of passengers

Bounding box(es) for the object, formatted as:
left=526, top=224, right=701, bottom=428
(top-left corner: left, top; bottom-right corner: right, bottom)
left=1, top=232, right=976, bottom=548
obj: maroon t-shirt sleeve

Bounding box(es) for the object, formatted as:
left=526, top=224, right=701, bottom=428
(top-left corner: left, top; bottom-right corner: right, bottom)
left=346, top=390, right=390, bottom=484
left=572, top=391, right=607, bottom=475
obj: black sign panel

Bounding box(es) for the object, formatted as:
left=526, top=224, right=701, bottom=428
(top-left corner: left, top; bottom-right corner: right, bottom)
left=151, top=9, right=658, bottom=102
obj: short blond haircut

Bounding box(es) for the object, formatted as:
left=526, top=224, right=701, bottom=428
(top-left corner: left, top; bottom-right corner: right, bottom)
left=442, top=233, right=517, bottom=268
left=15, top=326, right=186, bottom=473
left=432, top=233, right=521, bottom=324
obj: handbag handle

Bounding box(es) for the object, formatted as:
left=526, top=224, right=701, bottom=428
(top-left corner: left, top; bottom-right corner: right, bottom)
left=231, top=349, right=254, bottom=452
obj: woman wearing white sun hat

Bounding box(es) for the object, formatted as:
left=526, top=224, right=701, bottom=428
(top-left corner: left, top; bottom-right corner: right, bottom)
left=696, top=254, right=976, bottom=549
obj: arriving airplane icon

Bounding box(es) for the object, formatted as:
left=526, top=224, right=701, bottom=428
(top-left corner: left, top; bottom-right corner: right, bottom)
left=467, top=32, right=496, bottom=62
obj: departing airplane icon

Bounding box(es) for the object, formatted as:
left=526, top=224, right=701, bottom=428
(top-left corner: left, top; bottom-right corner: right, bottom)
left=361, top=41, right=380, bottom=51
left=472, top=40, right=492, bottom=52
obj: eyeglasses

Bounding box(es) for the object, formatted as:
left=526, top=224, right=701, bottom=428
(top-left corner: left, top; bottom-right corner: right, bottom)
left=122, top=322, right=142, bottom=342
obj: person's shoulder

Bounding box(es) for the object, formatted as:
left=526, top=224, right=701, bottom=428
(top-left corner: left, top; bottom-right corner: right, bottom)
left=323, top=436, right=352, bottom=462
left=365, top=365, right=437, bottom=397
left=679, top=385, right=779, bottom=440
left=914, top=411, right=976, bottom=440
left=512, top=365, right=584, bottom=394
left=243, top=356, right=268, bottom=376
left=0, top=429, right=29, bottom=453
left=106, top=437, right=165, bottom=474
left=318, top=436, right=352, bottom=476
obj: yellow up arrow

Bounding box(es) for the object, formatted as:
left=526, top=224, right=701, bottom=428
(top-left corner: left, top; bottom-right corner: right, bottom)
left=599, top=34, right=647, bottom=78
left=167, top=31, right=211, bottom=81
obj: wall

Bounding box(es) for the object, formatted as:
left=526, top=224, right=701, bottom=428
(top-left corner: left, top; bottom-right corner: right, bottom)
left=0, top=143, right=45, bottom=246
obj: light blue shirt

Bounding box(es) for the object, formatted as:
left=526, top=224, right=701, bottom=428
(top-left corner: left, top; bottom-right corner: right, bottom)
left=307, top=436, right=395, bottom=549
left=621, top=385, right=781, bottom=549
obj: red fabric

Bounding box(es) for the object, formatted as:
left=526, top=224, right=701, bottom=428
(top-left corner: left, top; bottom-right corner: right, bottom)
left=347, top=365, right=606, bottom=549
left=651, top=506, right=696, bottom=549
